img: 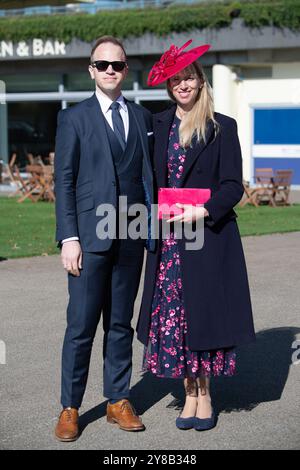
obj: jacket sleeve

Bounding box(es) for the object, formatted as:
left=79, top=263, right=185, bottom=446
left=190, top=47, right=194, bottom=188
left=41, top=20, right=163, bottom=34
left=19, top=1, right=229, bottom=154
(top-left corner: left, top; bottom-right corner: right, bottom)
left=204, top=118, right=244, bottom=227
left=54, top=110, right=80, bottom=242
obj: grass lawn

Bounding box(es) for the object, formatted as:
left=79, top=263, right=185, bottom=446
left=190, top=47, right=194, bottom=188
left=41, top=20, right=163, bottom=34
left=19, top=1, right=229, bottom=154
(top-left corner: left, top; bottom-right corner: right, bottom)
left=235, top=203, right=300, bottom=236
left=0, top=197, right=58, bottom=259
left=1, top=196, right=300, bottom=259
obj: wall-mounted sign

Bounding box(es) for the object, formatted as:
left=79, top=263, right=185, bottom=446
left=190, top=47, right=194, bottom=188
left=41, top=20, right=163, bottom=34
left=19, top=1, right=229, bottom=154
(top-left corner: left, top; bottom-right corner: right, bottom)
left=0, top=39, right=66, bottom=58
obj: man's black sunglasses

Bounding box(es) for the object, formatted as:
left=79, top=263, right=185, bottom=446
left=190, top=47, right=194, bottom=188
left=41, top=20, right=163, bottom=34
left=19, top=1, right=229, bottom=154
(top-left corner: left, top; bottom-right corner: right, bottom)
left=91, top=60, right=127, bottom=72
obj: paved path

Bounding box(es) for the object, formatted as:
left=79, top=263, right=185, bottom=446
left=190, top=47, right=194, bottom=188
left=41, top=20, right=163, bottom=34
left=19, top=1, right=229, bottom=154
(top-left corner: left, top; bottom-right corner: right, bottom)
left=0, top=232, right=299, bottom=450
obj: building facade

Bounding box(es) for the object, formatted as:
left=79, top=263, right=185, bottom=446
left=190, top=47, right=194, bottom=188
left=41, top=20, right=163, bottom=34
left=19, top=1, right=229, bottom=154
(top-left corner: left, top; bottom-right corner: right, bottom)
left=1, top=4, right=300, bottom=186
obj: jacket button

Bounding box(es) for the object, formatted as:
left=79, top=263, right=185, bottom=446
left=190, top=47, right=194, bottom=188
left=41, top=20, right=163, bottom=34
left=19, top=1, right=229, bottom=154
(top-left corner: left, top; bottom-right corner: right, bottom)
left=112, top=181, right=116, bottom=186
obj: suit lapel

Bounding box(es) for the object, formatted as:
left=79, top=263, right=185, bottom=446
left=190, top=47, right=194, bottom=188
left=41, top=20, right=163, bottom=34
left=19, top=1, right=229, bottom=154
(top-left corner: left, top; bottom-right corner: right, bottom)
left=154, top=105, right=176, bottom=188
left=179, top=119, right=215, bottom=187
left=126, top=102, right=149, bottom=163
left=86, top=93, right=115, bottom=173
left=126, top=100, right=153, bottom=185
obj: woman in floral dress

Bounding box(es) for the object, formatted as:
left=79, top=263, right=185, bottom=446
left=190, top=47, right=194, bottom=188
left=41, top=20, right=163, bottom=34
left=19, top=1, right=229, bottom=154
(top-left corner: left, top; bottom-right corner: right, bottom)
left=137, top=40, right=256, bottom=431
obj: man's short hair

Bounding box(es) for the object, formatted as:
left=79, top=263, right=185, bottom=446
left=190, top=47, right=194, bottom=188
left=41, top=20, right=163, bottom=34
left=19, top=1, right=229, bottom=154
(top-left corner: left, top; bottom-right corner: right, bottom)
left=90, top=36, right=127, bottom=63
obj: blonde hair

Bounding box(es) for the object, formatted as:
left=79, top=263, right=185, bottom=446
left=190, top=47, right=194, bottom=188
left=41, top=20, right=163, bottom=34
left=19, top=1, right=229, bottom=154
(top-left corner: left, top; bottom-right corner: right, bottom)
left=167, top=61, right=219, bottom=148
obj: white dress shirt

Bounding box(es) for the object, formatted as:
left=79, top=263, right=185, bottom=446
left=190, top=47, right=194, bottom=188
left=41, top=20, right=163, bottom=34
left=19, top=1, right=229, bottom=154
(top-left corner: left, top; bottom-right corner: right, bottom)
left=95, top=89, right=129, bottom=140
left=62, top=91, right=128, bottom=244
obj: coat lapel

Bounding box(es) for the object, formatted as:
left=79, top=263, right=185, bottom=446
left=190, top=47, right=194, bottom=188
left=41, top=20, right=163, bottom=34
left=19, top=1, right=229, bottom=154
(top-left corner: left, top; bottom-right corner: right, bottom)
left=179, top=119, right=215, bottom=188
left=154, top=105, right=176, bottom=188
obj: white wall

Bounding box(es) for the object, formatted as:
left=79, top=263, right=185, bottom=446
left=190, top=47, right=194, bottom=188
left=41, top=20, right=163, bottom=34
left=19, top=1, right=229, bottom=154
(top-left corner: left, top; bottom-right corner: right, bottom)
left=212, top=64, right=300, bottom=182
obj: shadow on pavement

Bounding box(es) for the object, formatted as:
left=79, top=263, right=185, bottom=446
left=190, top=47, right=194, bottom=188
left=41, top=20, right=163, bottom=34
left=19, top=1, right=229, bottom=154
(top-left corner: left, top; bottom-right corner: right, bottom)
left=78, top=326, right=300, bottom=433
left=212, top=327, right=300, bottom=414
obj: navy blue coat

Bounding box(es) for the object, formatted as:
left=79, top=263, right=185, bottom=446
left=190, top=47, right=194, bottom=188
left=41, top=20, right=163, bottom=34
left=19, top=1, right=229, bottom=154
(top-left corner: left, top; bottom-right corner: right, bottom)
left=54, top=93, right=155, bottom=252
left=137, top=105, right=256, bottom=351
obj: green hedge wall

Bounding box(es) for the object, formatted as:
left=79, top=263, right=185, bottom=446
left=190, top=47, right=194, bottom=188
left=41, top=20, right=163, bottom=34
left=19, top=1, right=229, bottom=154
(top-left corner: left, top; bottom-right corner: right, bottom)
left=0, top=0, right=299, bottom=43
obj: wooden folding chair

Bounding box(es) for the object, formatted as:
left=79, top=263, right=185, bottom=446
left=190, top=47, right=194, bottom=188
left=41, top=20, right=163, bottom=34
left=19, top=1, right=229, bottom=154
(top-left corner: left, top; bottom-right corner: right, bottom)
left=9, top=153, right=17, bottom=168
left=0, top=153, right=18, bottom=191
left=35, top=155, right=45, bottom=167
left=48, top=152, right=55, bottom=166
left=27, top=153, right=35, bottom=165
left=39, top=165, right=55, bottom=202
left=15, top=165, right=44, bottom=203
left=27, top=153, right=46, bottom=166
left=272, top=170, right=293, bottom=206
left=6, top=164, right=22, bottom=197
left=11, top=165, right=39, bottom=202
left=0, top=162, right=17, bottom=191
left=254, top=168, right=276, bottom=207
left=240, top=180, right=260, bottom=207
left=24, top=164, right=55, bottom=202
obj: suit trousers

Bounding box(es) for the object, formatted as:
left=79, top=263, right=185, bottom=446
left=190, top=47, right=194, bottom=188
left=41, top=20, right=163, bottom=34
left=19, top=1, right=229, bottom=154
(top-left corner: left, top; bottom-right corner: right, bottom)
left=60, top=237, right=145, bottom=408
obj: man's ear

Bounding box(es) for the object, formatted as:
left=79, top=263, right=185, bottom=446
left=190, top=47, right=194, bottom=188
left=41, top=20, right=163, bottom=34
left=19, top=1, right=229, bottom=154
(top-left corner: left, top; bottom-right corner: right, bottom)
left=124, top=64, right=129, bottom=80
left=88, top=65, right=95, bottom=80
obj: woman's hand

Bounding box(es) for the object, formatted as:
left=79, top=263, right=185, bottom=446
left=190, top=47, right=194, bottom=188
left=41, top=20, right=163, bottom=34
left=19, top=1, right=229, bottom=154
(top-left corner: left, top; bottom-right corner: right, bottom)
left=166, top=203, right=209, bottom=223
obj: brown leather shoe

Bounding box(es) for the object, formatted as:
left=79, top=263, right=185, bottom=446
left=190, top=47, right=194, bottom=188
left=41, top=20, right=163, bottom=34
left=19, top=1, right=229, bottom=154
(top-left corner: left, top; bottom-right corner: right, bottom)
left=107, top=399, right=145, bottom=431
left=55, top=408, right=79, bottom=442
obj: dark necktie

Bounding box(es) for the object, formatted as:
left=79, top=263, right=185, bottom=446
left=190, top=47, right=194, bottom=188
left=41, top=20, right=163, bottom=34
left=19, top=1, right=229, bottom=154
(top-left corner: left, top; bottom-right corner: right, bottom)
left=110, top=101, right=126, bottom=150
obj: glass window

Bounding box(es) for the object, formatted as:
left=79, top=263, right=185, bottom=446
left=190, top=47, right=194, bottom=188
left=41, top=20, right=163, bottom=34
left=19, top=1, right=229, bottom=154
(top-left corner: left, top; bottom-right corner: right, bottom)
left=8, top=101, right=60, bottom=168
left=64, top=73, right=94, bottom=92
left=239, top=66, right=272, bottom=79
left=3, top=74, right=61, bottom=93
left=64, top=69, right=135, bottom=92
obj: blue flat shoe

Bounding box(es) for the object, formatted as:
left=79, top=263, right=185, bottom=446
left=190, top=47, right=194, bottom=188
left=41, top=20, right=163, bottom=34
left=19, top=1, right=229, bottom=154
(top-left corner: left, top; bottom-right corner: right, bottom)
left=176, top=416, right=195, bottom=430
left=194, top=409, right=217, bottom=431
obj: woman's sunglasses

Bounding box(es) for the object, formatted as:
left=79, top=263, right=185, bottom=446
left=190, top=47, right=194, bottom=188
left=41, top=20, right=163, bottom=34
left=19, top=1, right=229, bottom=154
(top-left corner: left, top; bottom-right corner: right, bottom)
left=91, top=60, right=127, bottom=72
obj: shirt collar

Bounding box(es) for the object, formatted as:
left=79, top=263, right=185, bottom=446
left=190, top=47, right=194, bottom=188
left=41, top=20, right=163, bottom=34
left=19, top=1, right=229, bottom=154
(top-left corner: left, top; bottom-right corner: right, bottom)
left=95, top=90, right=127, bottom=114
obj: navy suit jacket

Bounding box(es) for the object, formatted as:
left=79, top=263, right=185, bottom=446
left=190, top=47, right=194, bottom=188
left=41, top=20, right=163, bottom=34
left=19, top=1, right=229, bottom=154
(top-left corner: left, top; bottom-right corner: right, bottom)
left=54, top=93, right=155, bottom=252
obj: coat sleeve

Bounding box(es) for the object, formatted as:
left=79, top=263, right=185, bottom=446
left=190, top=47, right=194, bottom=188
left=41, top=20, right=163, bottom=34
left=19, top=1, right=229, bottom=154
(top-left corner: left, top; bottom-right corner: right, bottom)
left=54, top=110, right=80, bottom=243
left=204, top=118, right=244, bottom=226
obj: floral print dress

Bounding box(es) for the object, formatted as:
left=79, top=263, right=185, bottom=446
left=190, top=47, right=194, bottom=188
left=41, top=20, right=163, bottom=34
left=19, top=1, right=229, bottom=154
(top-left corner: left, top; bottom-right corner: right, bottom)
left=142, top=115, right=237, bottom=378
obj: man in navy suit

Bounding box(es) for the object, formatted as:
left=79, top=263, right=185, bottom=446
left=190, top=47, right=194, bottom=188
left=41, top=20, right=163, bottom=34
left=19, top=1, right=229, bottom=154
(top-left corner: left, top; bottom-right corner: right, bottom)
left=54, top=36, right=154, bottom=441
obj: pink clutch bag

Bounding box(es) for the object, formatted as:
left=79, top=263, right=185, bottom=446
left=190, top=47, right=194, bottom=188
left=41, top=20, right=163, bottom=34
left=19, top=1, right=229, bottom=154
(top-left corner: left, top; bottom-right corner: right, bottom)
left=158, top=187, right=211, bottom=219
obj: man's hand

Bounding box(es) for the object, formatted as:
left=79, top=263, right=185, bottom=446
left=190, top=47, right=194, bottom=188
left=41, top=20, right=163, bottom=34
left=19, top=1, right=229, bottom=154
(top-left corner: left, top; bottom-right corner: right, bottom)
left=61, top=241, right=82, bottom=277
